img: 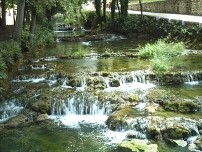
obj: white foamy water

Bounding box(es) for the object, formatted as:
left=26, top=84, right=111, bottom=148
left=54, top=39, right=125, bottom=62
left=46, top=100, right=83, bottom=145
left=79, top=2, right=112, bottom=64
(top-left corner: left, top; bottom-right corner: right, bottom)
left=49, top=115, right=108, bottom=128
left=104, top=81, right=155, bottom=92
left=185, top=81, right=199, bottom=85
left=12, top=77, right=45, bottom=83
left=0, top=100, right=24, bottom=122
left=49, top=114, right=128, bottom=144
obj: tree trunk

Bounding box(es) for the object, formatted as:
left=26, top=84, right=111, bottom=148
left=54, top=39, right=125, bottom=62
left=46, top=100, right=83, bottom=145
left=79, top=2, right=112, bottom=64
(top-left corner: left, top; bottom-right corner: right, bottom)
left=29, top=9, right=36, bottom=46
left=103, top=0, right=106, bottom=22
left=111, top=0, right=116, bottom=28
left=94, top=0, right=102, bottom=22
left=116, top=0, right=120, bottom=18
left=24, top=2, right=30, bottom=23
left=120, top=0, right=128, bottom=19
left=1, top=0, right=6, bottom=29
left=139, top=0, right=143, bottom=21
left=13, top=0, right=26, bottom=44
left=12, top=0, right=16, bottom=25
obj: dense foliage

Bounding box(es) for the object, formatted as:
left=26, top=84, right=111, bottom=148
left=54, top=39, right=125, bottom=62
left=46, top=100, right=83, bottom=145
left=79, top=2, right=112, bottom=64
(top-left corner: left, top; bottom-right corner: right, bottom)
left=0, top=40, right=22, bottom=95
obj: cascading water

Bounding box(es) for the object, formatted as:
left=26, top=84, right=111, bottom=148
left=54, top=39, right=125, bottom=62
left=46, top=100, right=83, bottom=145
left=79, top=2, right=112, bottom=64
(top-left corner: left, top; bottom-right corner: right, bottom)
left=0, top=99, right=23, bottom=122
left=51, top=93, right=111, bottom=115
left=185, top=73, right=200, bottom=85
left=2, top=33, right=202, bottom=152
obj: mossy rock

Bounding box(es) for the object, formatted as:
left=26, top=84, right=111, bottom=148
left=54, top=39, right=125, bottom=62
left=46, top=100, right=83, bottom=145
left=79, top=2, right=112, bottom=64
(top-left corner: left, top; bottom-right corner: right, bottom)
left=118, top=139, right=158, bottom=152
left=111, top=79, right=120, bottom=87
left=163, top=125, right=190, bottom=139
left=194, top=137, right=202, bottom=150
left=68, top=78, right=81, bottom=87
left=163, top=100, right=199, bottom=113
left=106, top=106, right=139, bottom=130
left=30, top=99, right=51, bottom=114
left=147, top=127, right=162, bottom=140
left=163, top=101, right=180, bottom=112
left=129, top=94, right=139, bottom=103
left=106, top=113, right=128, bottom=131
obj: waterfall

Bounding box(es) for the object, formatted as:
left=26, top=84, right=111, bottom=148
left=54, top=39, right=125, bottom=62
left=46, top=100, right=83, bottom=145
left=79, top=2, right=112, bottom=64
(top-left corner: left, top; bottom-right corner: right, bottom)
left=49, top=93, right=111, bottom=128
left=12, top=74, right=45, bottom=83
left=51, top=93, right=111, bottom=116
left=102, top=71, right=155, bottom=92
left=77, top=76, right=87, bottom=91
left=185, top=73, right=199, bottom=85
left=0, top=99, right=24, bottom=122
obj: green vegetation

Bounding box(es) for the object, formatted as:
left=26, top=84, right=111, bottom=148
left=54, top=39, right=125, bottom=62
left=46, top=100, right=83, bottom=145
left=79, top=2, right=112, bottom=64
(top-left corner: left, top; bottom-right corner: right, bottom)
left=138, top=39, right=185, bottom=72
left=59, top=48, right=89, bottom=59
left=0, top=40, right=22, bottom=95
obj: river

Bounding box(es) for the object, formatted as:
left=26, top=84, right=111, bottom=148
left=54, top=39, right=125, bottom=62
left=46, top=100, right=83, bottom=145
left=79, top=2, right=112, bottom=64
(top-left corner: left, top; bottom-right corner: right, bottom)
left=0, top=31, right=202, bottom=152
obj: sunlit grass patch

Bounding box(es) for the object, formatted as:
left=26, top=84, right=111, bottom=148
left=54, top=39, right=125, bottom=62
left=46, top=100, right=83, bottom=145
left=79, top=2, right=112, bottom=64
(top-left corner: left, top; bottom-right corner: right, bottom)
left=138, top=39, right=185, bottom=73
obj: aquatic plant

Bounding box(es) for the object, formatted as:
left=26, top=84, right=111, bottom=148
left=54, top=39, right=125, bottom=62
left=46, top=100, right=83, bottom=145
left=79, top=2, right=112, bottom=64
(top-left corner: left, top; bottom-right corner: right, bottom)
left=138, top=39, right=185, bottom=72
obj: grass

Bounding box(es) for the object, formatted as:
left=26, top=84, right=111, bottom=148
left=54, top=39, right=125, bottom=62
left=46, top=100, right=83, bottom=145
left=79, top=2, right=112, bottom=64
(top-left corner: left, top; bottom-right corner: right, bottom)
left=138, top=39, right=185, bottom=73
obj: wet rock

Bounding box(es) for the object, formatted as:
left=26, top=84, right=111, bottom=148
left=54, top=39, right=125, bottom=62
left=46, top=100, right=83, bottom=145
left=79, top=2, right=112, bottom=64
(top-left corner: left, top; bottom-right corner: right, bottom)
left=37, top=114, right=49, bottom=122
left=118, top=139, right=158, bottom=152
left=147, top=89, right=200, bottom=113
left=129, top=94, right=139, bottom=103
left=106, top=112, right=128, bottom=131
left=111, top=79, right=120, bottom=87
left=144, top=103, right=159, bottom=114
left=196, top=119, right=202, bottom=130
left=30, top=98, right=51, bottom=114
left=68, top=78, right=82, bottom=87
left=163, top=99, right=199, bottom=113
left=0, top=124, right=4, bottom=131
left=107, top=114, right=198, bottom=141
left=194, top=137, right=202, bottom=150
left=6, top=114, right=28, bottom=128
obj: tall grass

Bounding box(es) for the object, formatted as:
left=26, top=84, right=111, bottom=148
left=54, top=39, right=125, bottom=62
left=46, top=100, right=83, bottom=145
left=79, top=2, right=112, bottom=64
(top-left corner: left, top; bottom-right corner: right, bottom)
left=138, top=39, right=185, bottom=72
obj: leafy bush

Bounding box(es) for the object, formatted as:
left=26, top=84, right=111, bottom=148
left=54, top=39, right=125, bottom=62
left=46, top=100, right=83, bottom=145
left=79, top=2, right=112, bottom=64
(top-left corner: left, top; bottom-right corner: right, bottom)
left=32, top=29, right=55, bottom=50
left=0, top=40, right=22, bottom=95
left=138, top=39, right=185, bottom=59
left=138, top=39, right=185, bottom=72
left=0, top=40, right=22, bottom=68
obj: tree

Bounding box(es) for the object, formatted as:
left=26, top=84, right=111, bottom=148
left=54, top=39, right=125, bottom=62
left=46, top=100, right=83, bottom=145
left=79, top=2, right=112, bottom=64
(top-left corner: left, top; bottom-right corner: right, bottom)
left=111, top=0, right=116, bottom=28
left=1, top=0, right=6, bottom=29
left=139, top=0, right=143, bottom=20
left=94, top=0, right=102, bottom=23
left=13, top=0, right=26, bottom=44
left=120, top=0, right=128, bottom=19
left=103, top=0, right=107, bottom=21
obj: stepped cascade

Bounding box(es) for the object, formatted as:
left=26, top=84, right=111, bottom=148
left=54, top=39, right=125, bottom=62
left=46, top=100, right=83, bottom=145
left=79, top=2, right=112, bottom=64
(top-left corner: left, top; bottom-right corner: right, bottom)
left=1, top=33, right=202, bottom=152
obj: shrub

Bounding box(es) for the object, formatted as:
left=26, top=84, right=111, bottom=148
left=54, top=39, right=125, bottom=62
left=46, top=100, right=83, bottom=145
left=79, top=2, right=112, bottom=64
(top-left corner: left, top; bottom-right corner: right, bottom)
left=0, top=40, right=22, bottom=68
left=138, top=39, right=185, bottom=72
left=0, top=40, right=21, bottom=95
left=32, top=28, right=55, bottom=50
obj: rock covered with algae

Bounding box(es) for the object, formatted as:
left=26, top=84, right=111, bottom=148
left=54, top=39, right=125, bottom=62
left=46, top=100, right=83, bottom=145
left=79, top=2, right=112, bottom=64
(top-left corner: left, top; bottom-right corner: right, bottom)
left=119, top=139, right=158, bottom=152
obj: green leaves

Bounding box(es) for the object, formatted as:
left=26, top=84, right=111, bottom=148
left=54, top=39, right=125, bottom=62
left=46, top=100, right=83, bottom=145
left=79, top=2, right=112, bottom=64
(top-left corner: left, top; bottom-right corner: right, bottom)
left=138, top=39, right=185, bottom=73
left=0, top=40, right=21, bottom=93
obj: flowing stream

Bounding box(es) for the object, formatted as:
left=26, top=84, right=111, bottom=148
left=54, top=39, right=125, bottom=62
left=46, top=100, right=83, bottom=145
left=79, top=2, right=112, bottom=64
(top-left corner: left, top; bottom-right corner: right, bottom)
left=0, top=31, right=202, bottom=152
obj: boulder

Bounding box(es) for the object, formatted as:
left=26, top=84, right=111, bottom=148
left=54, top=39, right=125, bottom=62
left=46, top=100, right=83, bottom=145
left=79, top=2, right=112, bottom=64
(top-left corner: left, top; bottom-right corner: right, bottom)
left=118, top=139, right=158, bottom=152
left=30, top=99, right=51, bottom=114
left=5, top=114, right=28, bottom=128
left=37, top=114, right=49, bottom=122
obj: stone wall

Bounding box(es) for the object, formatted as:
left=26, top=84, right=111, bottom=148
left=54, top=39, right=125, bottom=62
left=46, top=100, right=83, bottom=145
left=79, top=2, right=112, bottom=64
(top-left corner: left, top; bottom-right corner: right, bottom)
left=128, top=0, right=202, bottom=16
